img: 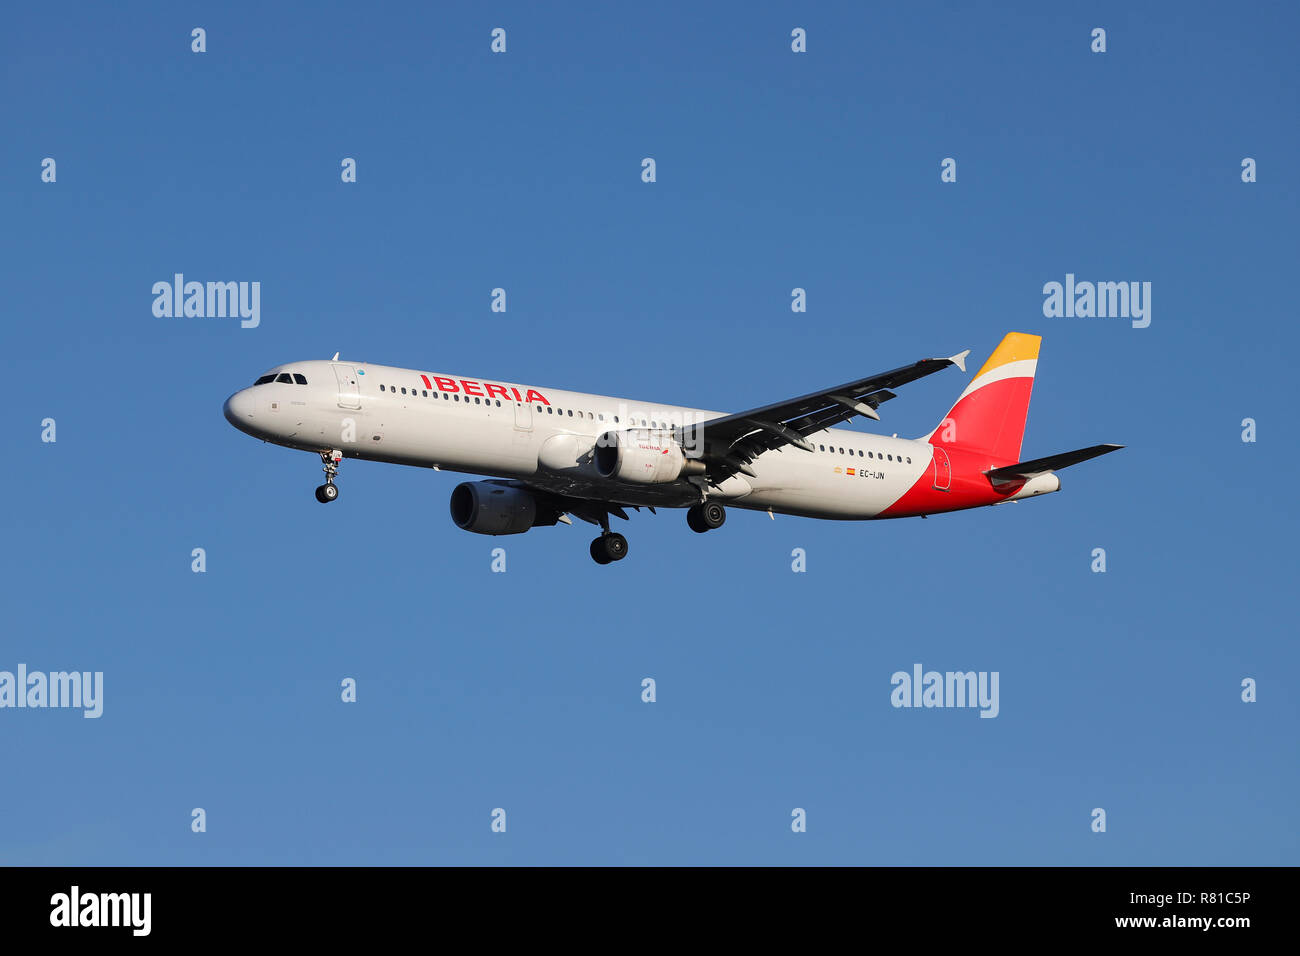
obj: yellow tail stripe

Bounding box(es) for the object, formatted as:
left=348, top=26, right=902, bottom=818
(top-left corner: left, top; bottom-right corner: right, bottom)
left=973, top=332, right=1041, bottom=380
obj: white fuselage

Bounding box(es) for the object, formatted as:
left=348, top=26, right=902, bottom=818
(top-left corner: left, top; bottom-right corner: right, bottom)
left=223, top=359, right=937, bottom=519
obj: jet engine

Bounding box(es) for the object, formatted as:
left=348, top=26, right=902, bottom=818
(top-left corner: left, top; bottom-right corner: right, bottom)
left=593, top=429, right=705, bottom=484
left=449, top=481, right=560, bottom=535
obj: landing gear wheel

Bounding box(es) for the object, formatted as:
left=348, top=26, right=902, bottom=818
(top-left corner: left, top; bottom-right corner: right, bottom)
left=604, top=532, right=628, bottom=561
left=316, top=450, right=342, bottom=504
left=688, top=502, right=726, bottom=532
left=591, top=532, right=629, bottom=564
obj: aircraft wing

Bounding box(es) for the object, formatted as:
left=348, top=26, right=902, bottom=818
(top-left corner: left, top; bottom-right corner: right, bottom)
left=676, top=349, right=970, bottom=480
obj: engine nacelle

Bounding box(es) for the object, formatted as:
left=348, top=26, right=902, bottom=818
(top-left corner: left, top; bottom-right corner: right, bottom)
left=449, top=481, right=558, bottom=535
left=593, top=429, right=703, bottom=484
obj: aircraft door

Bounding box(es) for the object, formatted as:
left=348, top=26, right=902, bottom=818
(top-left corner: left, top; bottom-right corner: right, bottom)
left=511, top=399, right=534, bottom=464
left=932, top=446, right=952, bottom=491
left=333, top=365, right=361, bottom=409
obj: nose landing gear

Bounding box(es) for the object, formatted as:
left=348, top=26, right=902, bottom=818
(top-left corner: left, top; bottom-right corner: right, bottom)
left=315, top=450, right=342, bottom=503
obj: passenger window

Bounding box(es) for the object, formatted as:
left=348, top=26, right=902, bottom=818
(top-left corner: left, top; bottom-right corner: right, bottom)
left=454, top=394, right=460, bottom=401
left=598, top=414, right=604, bottom=421
left=401, top=387, right=407, bottom=394
left=276, top=373, right=293, bottom=384
left=567, top=409, right=573, bottom=417
left=422, top=390, right=428, bottom=397
left=547, top=407, right=553, bottom=414
left=614, top=416, right=619, bottom=423
left=887, top=454, right=893, bottom=461
left=293, top=373, right=307, bottom=385
left=475, top=397, right=481, bottom=404
left=906, top=457, right=911, bottom=464
left=536, top=406, right=542, bottom=413
left=380, top=384, right=386, bottom=392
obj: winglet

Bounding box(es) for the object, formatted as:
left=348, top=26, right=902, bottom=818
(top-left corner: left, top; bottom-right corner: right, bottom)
left=949, top=349, right=970, bottom=373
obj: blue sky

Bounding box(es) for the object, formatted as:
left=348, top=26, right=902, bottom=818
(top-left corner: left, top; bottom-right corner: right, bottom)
left=2, top=1, right=1296, bottom=864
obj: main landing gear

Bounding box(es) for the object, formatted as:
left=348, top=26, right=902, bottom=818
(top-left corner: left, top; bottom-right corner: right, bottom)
left=589, top=510, right=630, bottom=564
left=315, top=450, right=342, bottom=503
left=590, top=532, right=629, bottom=565
left=588, top=502, right=725, bottom=562
left=686, top=501, right=726, bottom=533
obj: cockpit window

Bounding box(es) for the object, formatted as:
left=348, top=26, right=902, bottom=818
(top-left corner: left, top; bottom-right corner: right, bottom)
left=276, top=373, right=293, bottom=384
left=253, top=375, right=276, bottom=385
left=292, top=373, right=307, bottom=385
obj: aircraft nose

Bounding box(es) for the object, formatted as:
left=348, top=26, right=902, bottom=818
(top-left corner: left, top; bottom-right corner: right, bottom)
left=223, top=388, right=254, bottom=428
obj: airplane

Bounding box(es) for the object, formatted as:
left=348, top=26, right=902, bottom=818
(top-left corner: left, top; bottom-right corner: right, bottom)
left=222, top=332, right=1121, bottom=564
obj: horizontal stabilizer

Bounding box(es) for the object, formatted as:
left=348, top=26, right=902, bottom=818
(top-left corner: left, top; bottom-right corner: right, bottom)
left=984, top=444, right=1123, bottom=483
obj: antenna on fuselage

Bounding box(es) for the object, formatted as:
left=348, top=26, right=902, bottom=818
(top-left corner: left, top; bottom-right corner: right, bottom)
left=332, top=352, right=340, bottom=361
